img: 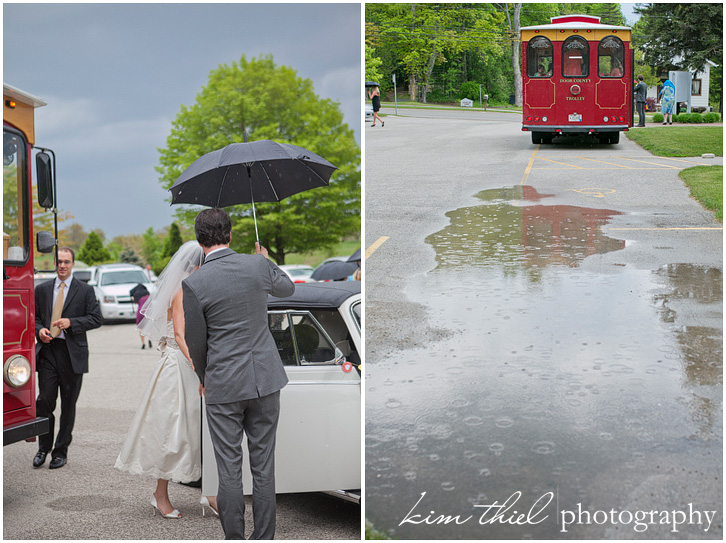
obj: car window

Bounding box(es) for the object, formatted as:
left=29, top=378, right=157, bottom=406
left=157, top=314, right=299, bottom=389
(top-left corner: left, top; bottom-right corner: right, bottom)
left=99, top=270, right=147, bottom=286
left=268, top=311, right=337, bottom=366
left=351, top=301, right=361, bottom=329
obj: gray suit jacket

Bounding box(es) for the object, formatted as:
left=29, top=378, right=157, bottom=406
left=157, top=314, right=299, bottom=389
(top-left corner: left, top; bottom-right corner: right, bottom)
left=182, top=248, right=295, bottom=404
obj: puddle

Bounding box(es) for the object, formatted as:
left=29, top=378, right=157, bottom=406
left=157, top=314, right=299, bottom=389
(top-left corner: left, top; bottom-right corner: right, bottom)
left=365, top=188, right=722, bottom=539
left=426, top=186, right=624, bottom=272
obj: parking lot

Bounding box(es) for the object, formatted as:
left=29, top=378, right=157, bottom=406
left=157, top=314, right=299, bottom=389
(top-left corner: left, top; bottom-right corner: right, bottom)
left=365, top=107, right=722, bottom=539
left=3, top=322, right=359, bottom=540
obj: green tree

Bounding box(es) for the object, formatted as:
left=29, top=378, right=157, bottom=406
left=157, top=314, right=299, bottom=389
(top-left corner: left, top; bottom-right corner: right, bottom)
left=141, top=226, right=163, bottom=267
left=634, top=3, right=722, bottom=74
left=633, top=3, right=722, bottom=110
left=162, top=222, right=183, bottom=258
left=119, top=246, right=143, bottom=266
left=77, top=231, right=111, bottom=265
left=365, top=42, right=384, bottom=83
left=156, top=54, right=360, bottom=264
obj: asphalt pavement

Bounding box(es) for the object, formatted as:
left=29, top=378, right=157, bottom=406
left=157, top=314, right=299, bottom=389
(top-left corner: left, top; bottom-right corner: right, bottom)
left=364, top=107, right=722, bottom=539
left=3, top=323, right=360, bottom=540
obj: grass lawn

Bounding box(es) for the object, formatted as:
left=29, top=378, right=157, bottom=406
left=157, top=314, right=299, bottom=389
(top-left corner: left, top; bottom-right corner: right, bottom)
left=679, top=165, right=723, bottom=221
left=625, top=126, right=723, bottom=157
left=282, top=239, right=360, bottom=267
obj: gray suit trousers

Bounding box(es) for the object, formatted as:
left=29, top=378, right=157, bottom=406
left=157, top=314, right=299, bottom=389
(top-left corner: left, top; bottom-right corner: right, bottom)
left=205, top=391, right=281, bottom=540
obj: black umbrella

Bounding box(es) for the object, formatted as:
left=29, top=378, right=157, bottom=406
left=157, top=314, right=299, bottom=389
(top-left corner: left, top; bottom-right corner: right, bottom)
left=311, top=261, right=358, bottom=281
left=347, top=248, right=361, bottom=263
left=169, top=140, right=337, bottom=242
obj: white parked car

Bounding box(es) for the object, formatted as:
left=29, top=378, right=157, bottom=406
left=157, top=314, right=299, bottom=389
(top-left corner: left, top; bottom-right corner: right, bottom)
left=201, top=281, right=361, bottom=503
left=278, top=264, right=315, bottom=284
left=85, top=263, right=155, bottom=321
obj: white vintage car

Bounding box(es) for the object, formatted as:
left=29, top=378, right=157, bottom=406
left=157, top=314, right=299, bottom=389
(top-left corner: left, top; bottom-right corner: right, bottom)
left=201, top=281, right=361, bottom=503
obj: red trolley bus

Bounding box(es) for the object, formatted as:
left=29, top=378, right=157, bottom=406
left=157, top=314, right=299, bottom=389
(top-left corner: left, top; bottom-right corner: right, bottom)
left=520, top=14, right=634, bottom=145
left=3, top=83, right=57, bottom=445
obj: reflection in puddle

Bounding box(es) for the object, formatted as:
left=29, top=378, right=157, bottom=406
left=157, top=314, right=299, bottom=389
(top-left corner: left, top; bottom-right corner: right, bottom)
left=366, top=188, right=722, bottom=539
left=426, top=186, right=624, bottom=273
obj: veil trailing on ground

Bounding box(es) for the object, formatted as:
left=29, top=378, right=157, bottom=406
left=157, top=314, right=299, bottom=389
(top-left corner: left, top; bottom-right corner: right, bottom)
left=138, top=240, right=204, bottom=342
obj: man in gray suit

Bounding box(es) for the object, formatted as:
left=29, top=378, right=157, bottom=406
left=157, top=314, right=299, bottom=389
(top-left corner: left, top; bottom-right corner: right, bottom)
left=183, top=208, right=294, bottom=540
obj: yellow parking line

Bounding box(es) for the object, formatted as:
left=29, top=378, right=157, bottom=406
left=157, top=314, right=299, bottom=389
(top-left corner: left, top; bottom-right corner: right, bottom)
left=577, top=156, right=635, bottom=169
left=620, top=157, right=680, bottom=169
left=520, top=145, right=539, bottom=185
left=365, top=236, right=389, bottom=260
left=660, top=156, right=719, bottom=165
left=535, top=156, right=586, bottom=169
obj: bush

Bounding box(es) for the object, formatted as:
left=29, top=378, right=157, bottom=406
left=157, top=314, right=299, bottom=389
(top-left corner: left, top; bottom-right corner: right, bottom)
left=704, top=112, right=721, bottom=123
left=676, top=113, right=694, bottom=123
left=652, top=113, right=664, bottom=123
left=459, top=81, right=481, bottom=102
left=692, top=106, right=707, bottom=113
left=424, top=89, right=450, bottom=103
left=678, top=113, right=704, bottom=123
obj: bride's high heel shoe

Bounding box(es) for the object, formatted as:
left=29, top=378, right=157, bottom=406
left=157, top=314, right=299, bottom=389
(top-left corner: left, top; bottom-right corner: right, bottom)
left=200, top=495, right=219, bottom=518
left=150, top=495, right=182, bottom=519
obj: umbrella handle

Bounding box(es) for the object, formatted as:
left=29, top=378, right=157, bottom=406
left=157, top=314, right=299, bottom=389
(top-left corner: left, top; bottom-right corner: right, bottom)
left=250, top=174, right=260, bottom=244
left=252, top=200, right=260, bottom=244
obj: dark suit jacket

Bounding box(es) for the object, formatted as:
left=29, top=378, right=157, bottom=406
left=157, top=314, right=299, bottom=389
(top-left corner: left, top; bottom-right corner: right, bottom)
left=35, top=277, right=103, bottom=374
left=182, top=248, right=295, bottom=404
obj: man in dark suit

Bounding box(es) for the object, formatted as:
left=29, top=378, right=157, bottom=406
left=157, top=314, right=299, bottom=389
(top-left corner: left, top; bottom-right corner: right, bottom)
left=33, top=247, right=102, bottom=469
left=183, top=208, right=294, bottom=539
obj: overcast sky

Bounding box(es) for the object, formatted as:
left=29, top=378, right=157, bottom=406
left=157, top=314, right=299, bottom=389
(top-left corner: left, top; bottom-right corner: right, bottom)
left=4, top=3, right=361, bottom=238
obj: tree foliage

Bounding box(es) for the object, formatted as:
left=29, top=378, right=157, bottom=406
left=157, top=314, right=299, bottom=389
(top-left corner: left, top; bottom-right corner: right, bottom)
left=119, top=247, right=143, bottom=266
left=156, top=54, right=360, bottom=264
left=77, top=231, right=111, bottom=265
left=633, top=3, right=722, bottom=74
left=633, top=3, right=722, bottom=108
left=162, top=222, right=183, bottom=258
left=366, top=3, right=626, bottom=105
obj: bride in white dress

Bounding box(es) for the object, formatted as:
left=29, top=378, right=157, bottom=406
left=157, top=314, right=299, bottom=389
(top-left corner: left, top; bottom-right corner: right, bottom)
left=114, top=240, right=217, bottom=518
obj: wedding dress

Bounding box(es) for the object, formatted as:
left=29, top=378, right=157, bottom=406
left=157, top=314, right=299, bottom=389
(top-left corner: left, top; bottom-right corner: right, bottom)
left=114, top=320, right=201, bottom=482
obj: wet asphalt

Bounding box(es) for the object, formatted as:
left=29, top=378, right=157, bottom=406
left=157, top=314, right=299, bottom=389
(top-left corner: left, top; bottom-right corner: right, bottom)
left=364, top=108, right=722, bottom=539
left=3, top=323, right=360, bottom=540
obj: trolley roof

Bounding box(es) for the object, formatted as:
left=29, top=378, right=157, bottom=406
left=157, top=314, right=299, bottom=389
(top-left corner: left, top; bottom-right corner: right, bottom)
left=521, top=14, right=630, bottom=32
left=3, top=83, right=47, bottom=109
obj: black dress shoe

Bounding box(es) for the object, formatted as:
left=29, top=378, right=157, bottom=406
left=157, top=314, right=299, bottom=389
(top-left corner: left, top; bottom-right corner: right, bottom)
left=49, top=456, right=67, bottom=469
left=33, top=451, right=48, bottom=468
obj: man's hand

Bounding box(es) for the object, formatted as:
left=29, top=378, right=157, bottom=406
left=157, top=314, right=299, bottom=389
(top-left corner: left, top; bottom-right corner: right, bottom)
left=198, top=383, right=205, bottom=397
left=255, top=242, right=269, bottom=259
left=38, top=328, right=53, bottom=343
left=51, top=318, right=71, bottom=333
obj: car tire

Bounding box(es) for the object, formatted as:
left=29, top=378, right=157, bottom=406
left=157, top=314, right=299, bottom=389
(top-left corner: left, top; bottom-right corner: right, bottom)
left=531, top=132, right=542, bottom=144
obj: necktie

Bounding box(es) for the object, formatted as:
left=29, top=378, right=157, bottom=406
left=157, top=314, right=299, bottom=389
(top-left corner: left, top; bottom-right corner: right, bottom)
left=49, top=282, right=66, bottom=338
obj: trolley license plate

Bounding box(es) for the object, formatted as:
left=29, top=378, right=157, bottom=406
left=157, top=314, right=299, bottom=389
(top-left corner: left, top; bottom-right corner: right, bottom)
left=568, top=113, right=582, bottom=122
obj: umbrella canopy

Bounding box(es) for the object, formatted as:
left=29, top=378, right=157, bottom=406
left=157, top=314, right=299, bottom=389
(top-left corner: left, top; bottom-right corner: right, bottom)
left=311, top=261, right=358, bottom=281
left=347, top=247, right=361, bottom=263
left=170, top=140, right=337, bottom=208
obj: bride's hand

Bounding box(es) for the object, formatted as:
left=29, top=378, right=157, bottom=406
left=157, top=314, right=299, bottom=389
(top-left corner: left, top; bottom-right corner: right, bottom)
left=198, top=383, right=205, bottom=397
